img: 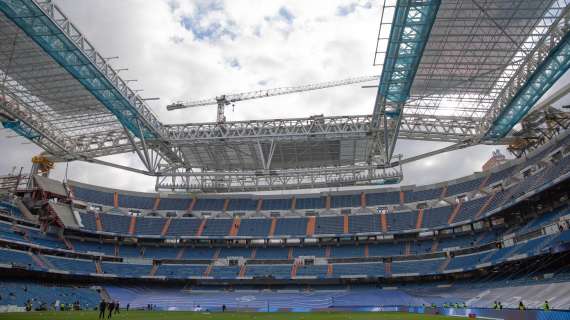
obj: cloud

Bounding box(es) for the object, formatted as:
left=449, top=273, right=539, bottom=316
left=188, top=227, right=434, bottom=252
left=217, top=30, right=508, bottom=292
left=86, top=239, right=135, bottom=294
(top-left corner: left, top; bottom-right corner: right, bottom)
left=1, top=0, right=565, bottom=193
left=178, top=1, right=238, bottom=42
left=225, top=57, right=241, bottom=70
left=336, top=1, right=373, bottom=17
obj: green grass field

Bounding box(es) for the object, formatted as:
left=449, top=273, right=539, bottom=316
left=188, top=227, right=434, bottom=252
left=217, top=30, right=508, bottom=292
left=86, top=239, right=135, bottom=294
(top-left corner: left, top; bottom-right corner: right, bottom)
left=0, top=311, right=460, bottom=320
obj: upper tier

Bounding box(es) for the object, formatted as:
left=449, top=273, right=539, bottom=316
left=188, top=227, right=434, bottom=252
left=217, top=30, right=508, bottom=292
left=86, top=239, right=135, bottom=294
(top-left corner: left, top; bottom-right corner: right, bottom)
left=67, top=132, right=570, bottom=216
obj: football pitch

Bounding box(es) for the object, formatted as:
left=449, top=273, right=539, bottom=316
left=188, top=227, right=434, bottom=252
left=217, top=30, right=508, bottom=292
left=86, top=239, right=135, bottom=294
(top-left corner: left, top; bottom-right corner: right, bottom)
left=0, top=311, right=461, bottom=320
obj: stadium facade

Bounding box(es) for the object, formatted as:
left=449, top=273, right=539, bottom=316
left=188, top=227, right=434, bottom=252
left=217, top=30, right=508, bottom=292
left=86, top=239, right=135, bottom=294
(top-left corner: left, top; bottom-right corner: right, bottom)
left=1, top=0, right=570, bottom=318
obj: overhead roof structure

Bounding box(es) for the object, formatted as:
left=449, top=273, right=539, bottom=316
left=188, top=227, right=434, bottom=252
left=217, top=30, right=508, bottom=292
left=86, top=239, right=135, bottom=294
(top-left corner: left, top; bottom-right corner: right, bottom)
left=1, top=0, right=570, bottom=192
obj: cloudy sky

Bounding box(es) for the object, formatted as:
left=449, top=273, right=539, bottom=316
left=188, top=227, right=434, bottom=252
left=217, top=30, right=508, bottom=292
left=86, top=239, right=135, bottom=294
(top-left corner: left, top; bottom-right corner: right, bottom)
left=0, top=0, right=568, bottom=194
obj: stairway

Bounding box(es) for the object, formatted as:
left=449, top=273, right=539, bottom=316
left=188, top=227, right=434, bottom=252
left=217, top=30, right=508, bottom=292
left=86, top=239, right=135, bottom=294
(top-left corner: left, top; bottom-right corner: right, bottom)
left=440, top=185, right=448, bottom=199
left=447, top=201, right=463, bottom=224
left=475, top=192, right=496, bottom=220
left=290, top=263, right=298, bottom=278
left=268, top=218, right=277, bottom=237
left=176, top=247, right=186, bottom=260
left=431, top=240, right=439, bottom=253
left=415, top=208, right=424, bottom=229
left=343, top=215, right=349, bottom=233
left=160, top=217, right=172, bottom=236
left=95, top=260, right=103, bottom=274
left=153, top=196, right=161, bottom=211
left=327, top=264, right=333, bottom=277
left=229, top=218, right=241, bottom=236
left=438, top=257, right=452, bottom=273
left=381, top=212, right=388, bottom=232
left=213, top=248, right=221, bottom=260
left=479, top=174, right=491, bottom=189
left=149, top=264, right=159, bottom=276
left=384, top=262, right=392, bottom=277
left=196, top=219, right=207, bottom=237
left=29, top=252, right=46, bottom=269
left=95, top=212, right=103, bottom=232
left=204, top=264, right=213, bottom=277
left=128, top=215, right=137, bottom=235
left=239, top=265, right=247, bottom=277
left=188, top=197, right=197, bottom=212
left=306, top=217, right=316, bottom=236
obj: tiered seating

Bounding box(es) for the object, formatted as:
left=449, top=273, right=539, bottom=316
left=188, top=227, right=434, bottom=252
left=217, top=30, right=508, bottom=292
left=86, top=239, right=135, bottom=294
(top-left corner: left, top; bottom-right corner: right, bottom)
left=193, top=198, right=225, bottom=211
left=423, top=206, right=452, bottom=228
left=78, top=212, right=98, bottom=230
left=101, top=262, right=152, bottom=277
left=366, top=191, right=400, bottom=205
left=405, top=187, right=443, bottom=203
left=315, top=216, right=344, bottom=234
left=155, top=264, right=207, bottom=278
left=295, top=197, right=324, bottom=209
left=438, top=236, right=476, bottom=251
left=238, top=218, right=271, bottom=237
left=294, top=246, right=325, bottom=257
left=330, top=195, right=360, bottom=208
left=516, top=205, right=569, bottom=235
left=330, top=245, right=365, bottom=258
left=295, top=264, right=328, bottom=277
left=273, top=217, right=307, bottom=236
left=368, top=242, right=405, bottom=257
left=227, top=199, right=257, bottom=211
left=454, top=196, right=487, bottom=222
left=143, top=246, right=178, bottom=259
left=0, top=202, right=23, bottom=218
left=0, top=223, right=27, bottom=243
left=118, top=245, right=140, bottom=257
left=184, top=247, right=215, bottom=259
left=72, top=241, right=115, bottom=256
left=485, top=190, right=505, bottom=213
left=0, top=248, right=36, bottom=269
left=446, top=251, right=489, bottom=271
left=219, top=247, right=251, bottom=258
left=447, top=177, right=483, bottom=196
left=167, top=218, right=202, bottom=237
left=118, top=194, right=154, bottom=210
left=135, top=217, right=165, bottom=235
left=387, top=211, right=417, bottom=231
left=0, top=280, right=100, bottom=309
left=409, top=240, right=433, bottom=255
left=348, top=214, right=380, bottom=233
left=246, top=264, right=291, bottom=278
left=262, top=198, right=291, bottom=211
left=332, top=262, right=384, bottom=277
left=210, top=265, right=241, bottom=278
left=255, top=247, right=289, bottom=259
left=391, top=258, right=445, bottom=275
left=72, top=186, right=114, bottom=206
left=157, top=198, right=191, bottom=211
left=46, top=256, right=96, bottom=274
left=100, top=213, right=131, bottom=234
left=27, top=229, right=66, bottom=249
left=202, top=219, right=233, bottom=236
left=487, top=166, right=517, bottom=185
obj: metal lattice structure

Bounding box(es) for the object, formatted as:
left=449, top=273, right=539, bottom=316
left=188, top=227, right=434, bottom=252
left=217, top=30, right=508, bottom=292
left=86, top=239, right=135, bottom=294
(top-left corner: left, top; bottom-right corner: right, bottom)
left=1, top=0, right=570, bottom=192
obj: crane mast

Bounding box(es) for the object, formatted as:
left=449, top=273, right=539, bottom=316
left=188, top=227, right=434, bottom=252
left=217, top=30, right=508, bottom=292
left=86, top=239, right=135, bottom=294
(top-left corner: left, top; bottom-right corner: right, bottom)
left=167, top=75, right=380, bottom=123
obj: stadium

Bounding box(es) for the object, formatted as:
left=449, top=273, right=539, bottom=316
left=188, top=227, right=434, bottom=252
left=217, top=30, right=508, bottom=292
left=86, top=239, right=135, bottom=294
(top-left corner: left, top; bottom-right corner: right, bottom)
left=1, top=0, right=570, bottom=319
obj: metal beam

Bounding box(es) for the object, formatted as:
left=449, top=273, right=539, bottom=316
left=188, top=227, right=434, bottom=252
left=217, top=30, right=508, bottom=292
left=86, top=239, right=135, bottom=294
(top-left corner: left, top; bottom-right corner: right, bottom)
left=482, top=6, right=570, bottom=139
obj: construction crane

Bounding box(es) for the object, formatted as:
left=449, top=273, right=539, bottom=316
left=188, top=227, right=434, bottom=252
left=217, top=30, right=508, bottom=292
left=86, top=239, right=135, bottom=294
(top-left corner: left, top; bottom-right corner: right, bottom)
left=167, top=75, right=380, bottom=123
